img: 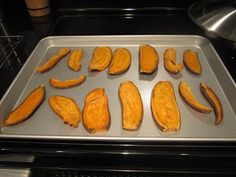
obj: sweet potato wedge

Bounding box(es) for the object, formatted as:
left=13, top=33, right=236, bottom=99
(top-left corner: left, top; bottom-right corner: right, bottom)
left=151, top=81, right=181, bottom=132
left=49, top=75, right=86, bottom=89
left=179, top=81, right=212, bottom=113
left=108, top=48, right=131, bottom=75
left=4, top=85, right=45, bottom=126
left=37, top=48, right=70, bottom=73
left=89, top=47, right=112, bottom=71
left=48, top=95, right=81, bottom=128
left=183, top=50, right=202, bottom=74
left=83, top=88, right=110, bottom=133
left=200, top=83, right=223, bottom=125
left=67, top=49, right=83, bottom=71
left=164, top=48, right=183, bottom=74
left=119, top=81, right=143, bottom=130
left=139, top=45, right=159, bottom=74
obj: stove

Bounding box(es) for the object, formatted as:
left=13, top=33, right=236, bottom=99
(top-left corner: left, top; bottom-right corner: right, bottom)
left=0, top=0, right=236, bottom=176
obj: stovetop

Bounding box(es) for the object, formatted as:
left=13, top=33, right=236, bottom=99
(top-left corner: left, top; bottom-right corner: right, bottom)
left=0, top=7, right=235, bottom=99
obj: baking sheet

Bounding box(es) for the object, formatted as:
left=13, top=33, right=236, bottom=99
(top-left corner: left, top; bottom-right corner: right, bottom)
left=0, top=35, right=235, bottom=141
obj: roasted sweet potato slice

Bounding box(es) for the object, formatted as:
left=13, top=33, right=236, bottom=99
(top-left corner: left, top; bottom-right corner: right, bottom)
left=183, top=50, right=202, bottom=74
left=151, top=81, right=181, bottom=132
left=108, top=48, right=131, bottom=75
left=83, top=88, right=110, bottom=133
left=119, top=81, right=143, bottom=130
left=49, top=75, right=86, bottom=89
left=37, top=48, right=70, bottom=73
left=48, top=95, right=81, bottom=128
left=4, top=85, right=45, bottom=126
left=89, top=47, right=112, bottom=71
left=84, top=88, right=104, bottom=104
left=139, top=45, right=159, bottom=74
left=67, top=49, right=83, bottom=71
left=164, top=48, right=183, bottom=74
left=200, top=83, right=223, bottom=125
left=179, top=81, right=212, bottom=113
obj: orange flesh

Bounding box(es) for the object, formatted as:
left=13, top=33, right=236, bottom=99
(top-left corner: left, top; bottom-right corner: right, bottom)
left=37, top=48, right=70, bottom=73
left=89, top=47, right=112, bottom=71
left=49, top=75, right=86, bottom=88
left=183, top=50, right=202, bottom=74
left=119, top=81, right=143, bottom=130
left=48, top=95, right=81, bottom=128
left=58, top=48, right=71, bottom=56
left=109, top=48, right=131, bottom=74
left=85, top=88, right=105, bottom=104
left=179, top=81, right=212, bottom=113
left=164, top=48, right=183, bottom=74
left=67, top=49, right=83, bottom=71
left=83, top=88, right=110, bottom=133
left=140, top=45, right=159, bottom=73
left=4, top=85, right=45, bottom=126
left=151, top=81, right=181, bottom=131
left=200, top=83, right=223, bottom=125
left=164, top=48, right=176, bottom=61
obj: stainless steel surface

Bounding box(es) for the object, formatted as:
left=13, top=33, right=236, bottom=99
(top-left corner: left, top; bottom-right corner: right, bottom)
left=0, top=168, right=30, bottom=177
left=0, top=35, right=235, bottom=141
left=188, top=0, right=236, bottom=41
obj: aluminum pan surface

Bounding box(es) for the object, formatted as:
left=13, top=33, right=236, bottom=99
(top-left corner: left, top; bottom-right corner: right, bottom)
left=0, top=35, right=235, bottom=141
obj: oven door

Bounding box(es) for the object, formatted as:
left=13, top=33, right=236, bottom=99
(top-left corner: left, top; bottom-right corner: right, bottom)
left=0, top=140, right=236, bottom=177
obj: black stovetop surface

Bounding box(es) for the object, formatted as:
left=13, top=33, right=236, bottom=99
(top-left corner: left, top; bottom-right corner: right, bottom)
left=0, top=6, right=235, bottom=98
left=0, top=2, right=236, bottom=175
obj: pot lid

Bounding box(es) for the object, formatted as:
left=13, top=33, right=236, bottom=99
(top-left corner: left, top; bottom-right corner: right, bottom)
left=188, top=0, right=236, bottom=42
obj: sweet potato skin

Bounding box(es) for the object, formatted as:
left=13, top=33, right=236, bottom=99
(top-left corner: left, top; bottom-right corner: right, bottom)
left=67, top=49, right=83, bottom=71
left=37, top=48, right=70, bottom=73
left=89, top=47, right=112, bottom=71
left=119, top=81, right=143, bottom=130
left=109, top=48, right=131, bottom=75
left=49, top=75, right=86, bottom=88
left=151, top=81, right=181, bottom=132
left=83, top=88, right=110, bottom=133
left=200, top=83, right=223, bottom=125
left=179, top=81, right=212, bottom=113
left=48, top=95, right=81, bottom=128
left=139, top=45, right=159, bottom=74
left=183, top=50, right=202, bottom=74
left=4, top=85, right=45, bottom=126
left=164, top=48, right=183, bottom=74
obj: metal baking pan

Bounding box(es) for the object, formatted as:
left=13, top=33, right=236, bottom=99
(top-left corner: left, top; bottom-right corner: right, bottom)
left=0, top=35, right=235, bottom=141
